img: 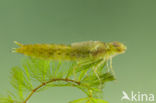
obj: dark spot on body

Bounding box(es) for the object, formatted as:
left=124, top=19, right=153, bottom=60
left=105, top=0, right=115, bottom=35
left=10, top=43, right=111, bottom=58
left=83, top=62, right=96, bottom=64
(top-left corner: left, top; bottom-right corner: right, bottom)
left=66, top=53, right=70, bottom=56
left=57, top=52, right=61, bottom=55
left=91, top=49, right=105, bottom=57
left=49, top=52, right=54, bottom=55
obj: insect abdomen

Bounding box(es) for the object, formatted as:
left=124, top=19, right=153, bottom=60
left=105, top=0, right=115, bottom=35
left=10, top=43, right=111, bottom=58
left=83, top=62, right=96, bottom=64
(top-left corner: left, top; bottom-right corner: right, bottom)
left=14, top=42, right=74, bottom=60
left=13, top=41, right=107, bottom=61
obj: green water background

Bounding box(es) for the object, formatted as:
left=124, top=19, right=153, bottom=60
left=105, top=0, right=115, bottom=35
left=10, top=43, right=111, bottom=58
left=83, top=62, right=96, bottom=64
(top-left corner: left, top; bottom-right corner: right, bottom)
left=0, top=0, right=156, bottom=103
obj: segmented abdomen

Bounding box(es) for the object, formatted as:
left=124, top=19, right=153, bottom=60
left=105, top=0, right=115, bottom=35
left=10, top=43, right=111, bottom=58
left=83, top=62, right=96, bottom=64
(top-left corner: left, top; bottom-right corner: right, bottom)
left=14, top=42, right=91, bottom=60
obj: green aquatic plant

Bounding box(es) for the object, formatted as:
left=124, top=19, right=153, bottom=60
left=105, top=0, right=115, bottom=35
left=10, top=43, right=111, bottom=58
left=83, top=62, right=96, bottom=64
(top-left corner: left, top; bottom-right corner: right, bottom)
left=0, top=41, right=126, bottom=103
left=0, top=58, right=114, bottom=103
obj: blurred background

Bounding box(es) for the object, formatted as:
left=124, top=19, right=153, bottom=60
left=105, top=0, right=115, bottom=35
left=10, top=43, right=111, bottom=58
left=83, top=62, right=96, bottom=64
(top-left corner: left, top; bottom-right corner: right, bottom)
left=0, top=0, right=156, bottom=103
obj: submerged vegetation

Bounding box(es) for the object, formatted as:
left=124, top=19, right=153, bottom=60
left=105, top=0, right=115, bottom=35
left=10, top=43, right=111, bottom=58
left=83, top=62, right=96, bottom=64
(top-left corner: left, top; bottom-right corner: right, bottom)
left=0, top=58, right=115, bottom=103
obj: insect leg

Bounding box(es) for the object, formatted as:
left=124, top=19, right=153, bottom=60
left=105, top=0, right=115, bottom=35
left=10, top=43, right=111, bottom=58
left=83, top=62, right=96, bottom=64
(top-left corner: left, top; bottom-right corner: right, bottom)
left=73, top=59, right=102, bottom=80
left=105, top=57, right=110, bottom=72
left=104, top=56, right=111, bottom=72
left=92, top=66, right=101, bottom=87
left=72, top=61, right=89, bottom=81
left=106, top=56, right=113, bottom=73
left=73, top=59, right=103, bottom=81
left=109, top=57, right=116, bottom=76
left=92, top=59, right=106, bottom=88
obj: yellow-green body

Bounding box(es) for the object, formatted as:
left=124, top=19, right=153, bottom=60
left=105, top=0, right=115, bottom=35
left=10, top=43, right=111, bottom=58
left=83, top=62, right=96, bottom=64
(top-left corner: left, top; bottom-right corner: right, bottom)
left=13, top=41, right=126, bottom=61
left=14, top=41, right=126, bottom=83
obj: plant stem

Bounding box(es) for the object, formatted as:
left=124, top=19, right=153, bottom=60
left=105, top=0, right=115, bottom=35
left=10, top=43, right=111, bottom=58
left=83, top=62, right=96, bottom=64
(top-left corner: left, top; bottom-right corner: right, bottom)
left=23, top=78, right=80, bottom=103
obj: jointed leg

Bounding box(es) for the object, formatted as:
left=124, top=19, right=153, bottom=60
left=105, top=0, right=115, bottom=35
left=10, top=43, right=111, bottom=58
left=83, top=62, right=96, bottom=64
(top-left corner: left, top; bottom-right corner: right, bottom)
left=109, top=57, right=116, bottom=76
left=92, top=59, right=106, bottom=88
